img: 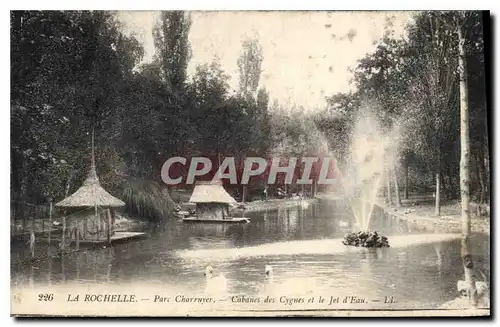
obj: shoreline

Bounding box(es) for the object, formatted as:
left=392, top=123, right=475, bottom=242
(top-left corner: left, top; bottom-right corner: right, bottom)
left=315, top=193, right=490, bottom=235
left=373, top=199, right=490, bottom=236
left=229, top=197, right=319, bottom=214
left=11, top=197, right=320, bottom=239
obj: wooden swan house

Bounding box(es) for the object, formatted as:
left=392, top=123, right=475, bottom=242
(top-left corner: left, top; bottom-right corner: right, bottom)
left=54, top=131, right=145, bottom=245
left=183, top=181, right=250, bottom=224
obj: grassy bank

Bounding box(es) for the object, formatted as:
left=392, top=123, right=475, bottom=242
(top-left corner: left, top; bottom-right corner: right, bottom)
left=374, top=195, right=490, bottom=235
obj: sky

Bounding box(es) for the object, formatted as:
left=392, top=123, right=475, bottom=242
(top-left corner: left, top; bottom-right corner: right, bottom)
left=117, top=11, right=417, bottom=110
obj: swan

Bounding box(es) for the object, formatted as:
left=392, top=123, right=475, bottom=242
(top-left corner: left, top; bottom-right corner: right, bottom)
left=204, top=265, right=228, bottom=295
left=264, top=265, right=316, bottom=296
left=457, top=280, right=488, bottom=297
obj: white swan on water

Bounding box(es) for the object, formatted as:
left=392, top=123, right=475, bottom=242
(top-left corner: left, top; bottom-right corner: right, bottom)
left=204, top=265, right=228, bottom=295
left=457, top=280, right=488, bottom=297
left=264, top=265, right=316, bottom=295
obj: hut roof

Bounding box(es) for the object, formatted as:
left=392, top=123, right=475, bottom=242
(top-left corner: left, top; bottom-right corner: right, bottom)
left=189, top=180, right=236, bottom=204
left=55, top=131, right=125, bottom=208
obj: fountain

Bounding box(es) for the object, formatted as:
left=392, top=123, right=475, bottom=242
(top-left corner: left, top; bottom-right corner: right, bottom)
left=340, top=108, right=397, bottom=247
left=346, top=109, right=390, bottom=231
left=174, top=107, right=462, bottom=259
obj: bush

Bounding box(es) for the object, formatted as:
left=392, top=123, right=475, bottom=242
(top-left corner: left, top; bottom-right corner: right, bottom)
left=122, top=179, right=176, bottom=223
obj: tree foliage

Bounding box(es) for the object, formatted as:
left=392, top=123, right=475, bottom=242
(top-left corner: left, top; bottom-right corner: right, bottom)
left=317, top=11, right=488, bottom=203
left=11, top=10, right=489, bottom=210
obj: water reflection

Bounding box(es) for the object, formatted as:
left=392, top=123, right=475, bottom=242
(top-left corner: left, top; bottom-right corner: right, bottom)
left=11, top=200, right=489, bottom=309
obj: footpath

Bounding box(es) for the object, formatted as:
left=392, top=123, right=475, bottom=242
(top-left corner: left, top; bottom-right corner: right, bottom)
left=373, top=195, right=490, bottom=235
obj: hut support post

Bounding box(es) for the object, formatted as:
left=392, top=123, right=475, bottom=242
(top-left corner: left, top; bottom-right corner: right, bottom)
left=31, top=207, right=35, bottom=233
left=95, top=204, right=99, bottom=242
left=61, top=216, right=66, bottom=253
left=110, top=209, right=115, bottom=235
left=76, top=227, right=80, bottom=251
left=84, top=218, right=87, bottom=240
left=48, top=201, right=52, bottom=245
left=106, top=209, right=112, bottom=244
left=29, top=231, right=35, bottom=260
left=22, top=202, right=26, bottom=234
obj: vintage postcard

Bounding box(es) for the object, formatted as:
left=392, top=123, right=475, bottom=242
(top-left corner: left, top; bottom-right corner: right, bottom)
left=10, top=10, right=490, bottom=317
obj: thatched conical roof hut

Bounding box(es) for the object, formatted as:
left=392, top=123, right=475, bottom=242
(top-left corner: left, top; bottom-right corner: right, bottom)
left=55, top=131, right=124, bottom=241
left=189, top=180, right=235, bottom=220
left=56, top=131, right=125, bottom=209
left=189, top=180, right=236, bottom=204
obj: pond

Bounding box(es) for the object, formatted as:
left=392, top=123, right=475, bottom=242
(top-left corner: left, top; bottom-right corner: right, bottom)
left=11, top=199, right=490, bottom=311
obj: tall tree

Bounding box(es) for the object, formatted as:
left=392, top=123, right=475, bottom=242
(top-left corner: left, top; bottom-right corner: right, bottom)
left=11, top=11, right=144, bottom=202
left=153, top=11, right=192, bottom=94
left=237, top=36, right=263, bottom=98
left=152, top=11, right=193, bottom=157
left=456, top=11, right=477, bottom=307
left=402, top=12, right=459, bottom=216
left=188, top=56, right=231, bottom=157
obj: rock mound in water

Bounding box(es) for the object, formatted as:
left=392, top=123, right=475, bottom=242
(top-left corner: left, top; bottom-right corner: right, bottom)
left=342, top=231, right=390, bottom=248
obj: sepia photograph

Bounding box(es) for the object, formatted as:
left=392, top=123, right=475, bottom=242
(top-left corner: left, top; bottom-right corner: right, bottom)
left=10, top=9, right=491, bottom=317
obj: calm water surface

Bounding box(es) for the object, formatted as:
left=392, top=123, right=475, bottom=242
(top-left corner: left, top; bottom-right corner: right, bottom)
left=11, top=200, right=490, bottom=310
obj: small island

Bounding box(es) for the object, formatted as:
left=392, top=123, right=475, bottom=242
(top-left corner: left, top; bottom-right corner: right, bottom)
left=342, top=231, right=390, bottom=248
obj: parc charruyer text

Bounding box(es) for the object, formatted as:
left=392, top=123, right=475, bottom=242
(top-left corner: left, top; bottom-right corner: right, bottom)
left=67, top=294, right=397, bottom=306
left=160, top=156, right=340, bottom=185
left=65, top=293, right=397, bottom=305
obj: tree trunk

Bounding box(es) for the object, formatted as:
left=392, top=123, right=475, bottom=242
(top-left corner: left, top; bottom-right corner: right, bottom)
left=31, top=206, right=36, bottom=233
left=393, top=163, right=402, bottom=207
left=434, top=171, right=441, bottom=216
left=484, top=145, right=490, bottom=203
left=458, top=23, right=477, bottom=306
left=477, top=154, right=486, bottom=205
left=403, top=160, right=409, bottom=200
left=242, top=185, right=247, bottom=203
left=29, top=231, right=35, bottom=260
left=65, top=171, right=74, bottom=198
left=473, top=156, right=480, bottom=206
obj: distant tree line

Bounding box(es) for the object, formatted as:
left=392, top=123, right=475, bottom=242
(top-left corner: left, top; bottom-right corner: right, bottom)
left=11, top=11, right=324, bottom=205
left=314, top=11, right=489, bottom=213
left=11, top=11, right=489, bottom=213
